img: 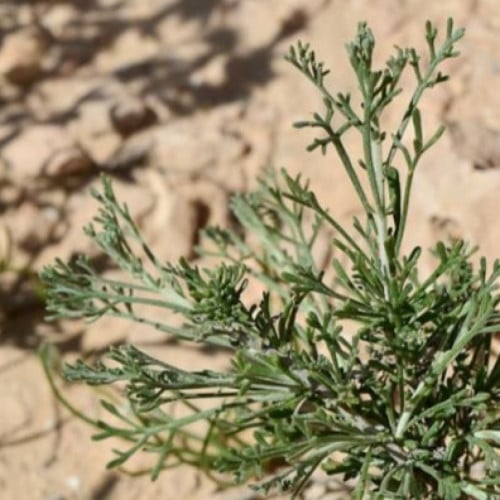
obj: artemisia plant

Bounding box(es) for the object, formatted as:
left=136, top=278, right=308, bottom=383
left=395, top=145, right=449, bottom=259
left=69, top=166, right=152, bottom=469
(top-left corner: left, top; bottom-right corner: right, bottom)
left=41, top=19, right=499, bottom=499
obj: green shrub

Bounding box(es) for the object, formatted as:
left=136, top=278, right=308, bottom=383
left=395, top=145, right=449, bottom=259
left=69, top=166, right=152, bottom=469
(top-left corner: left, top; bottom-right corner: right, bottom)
left=41, top=19, right=500, bottom=498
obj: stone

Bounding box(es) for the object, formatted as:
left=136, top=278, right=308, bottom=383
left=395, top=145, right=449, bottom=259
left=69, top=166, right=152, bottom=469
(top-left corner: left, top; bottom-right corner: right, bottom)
left=446, top=64, right=500, bottom=170
left=0, top=28, right=48, bottom=86
left=105, top=131, right=153, bottom=171
left=447, top=120, right=500, bottom=170
left=0, top=222, right=12, bottom=265
left=93, top=29, right=158, bottom=73
left=1, top=125, right=94, bottom=181
left=68, top=100, right=122, bottom=165
left=134, top=169, right=197, bottom=261
left=44, top=147, right=95, bottom=177
left=109, top=96, right=157, bottom=136
left=188, top=54, right=227, bottom=88
left=150, top=118, right=247, bottom=177
left=0, top=122, right=18, bottom=145
left=27, top=77, right=119, bottom=120
left=4, top=201, right=58, bottom=257
left=41, top=4, right=79, bottom=39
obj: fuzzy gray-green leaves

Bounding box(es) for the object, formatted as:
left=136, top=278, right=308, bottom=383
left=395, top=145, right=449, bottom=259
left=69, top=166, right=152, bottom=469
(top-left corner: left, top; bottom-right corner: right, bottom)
left=41, top=19, right=500, bottom=499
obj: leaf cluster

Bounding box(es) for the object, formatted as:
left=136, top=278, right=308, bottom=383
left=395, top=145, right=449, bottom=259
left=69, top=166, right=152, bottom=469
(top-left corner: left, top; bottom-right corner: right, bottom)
left=40, top=19, right=499, bottom=499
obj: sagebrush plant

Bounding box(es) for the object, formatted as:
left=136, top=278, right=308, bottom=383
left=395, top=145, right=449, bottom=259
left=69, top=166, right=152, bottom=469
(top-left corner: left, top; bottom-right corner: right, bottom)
left=40, top=19, right=500, bottom=498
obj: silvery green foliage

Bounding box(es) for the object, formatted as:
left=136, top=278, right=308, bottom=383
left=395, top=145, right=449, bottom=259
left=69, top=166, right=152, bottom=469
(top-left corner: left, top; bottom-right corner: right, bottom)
left=41, top=19, right=500, bottom=498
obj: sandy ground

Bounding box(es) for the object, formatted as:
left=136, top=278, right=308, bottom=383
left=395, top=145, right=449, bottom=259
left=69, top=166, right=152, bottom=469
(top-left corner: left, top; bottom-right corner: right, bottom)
left=1, top=1, right=500, bottom=499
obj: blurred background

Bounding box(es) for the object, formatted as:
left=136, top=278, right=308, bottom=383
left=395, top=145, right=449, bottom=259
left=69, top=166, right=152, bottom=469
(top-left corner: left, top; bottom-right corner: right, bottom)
left=1, top=0, right=499, bottom=498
